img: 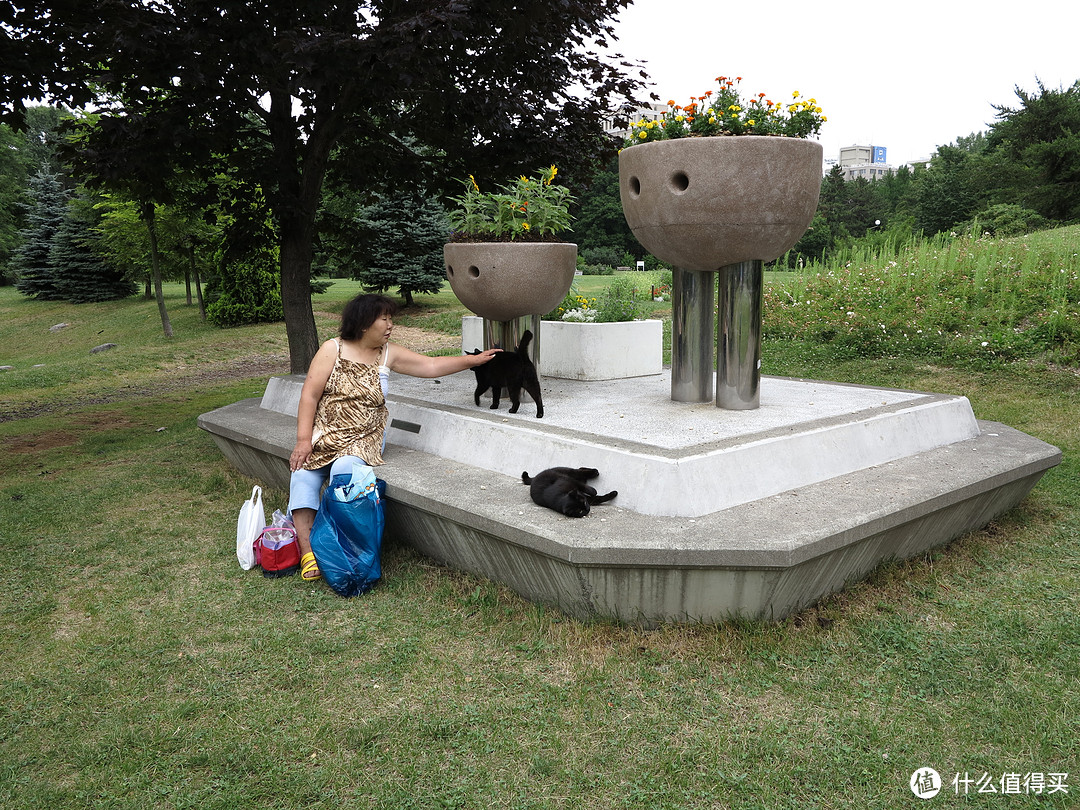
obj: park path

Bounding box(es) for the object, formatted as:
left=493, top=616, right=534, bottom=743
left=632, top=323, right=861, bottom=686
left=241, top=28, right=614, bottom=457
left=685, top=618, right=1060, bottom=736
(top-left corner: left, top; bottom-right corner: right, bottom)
left=1, top=325, right=457, bottom=423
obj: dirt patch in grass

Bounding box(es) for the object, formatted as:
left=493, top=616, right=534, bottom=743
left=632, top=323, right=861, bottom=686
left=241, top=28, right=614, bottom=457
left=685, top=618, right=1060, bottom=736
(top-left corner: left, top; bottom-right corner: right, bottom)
left=1, top=326, right=458, bottom=424
left=3, top=430, right=81, bottom=453
left=2, top=409, right=143, bottom=454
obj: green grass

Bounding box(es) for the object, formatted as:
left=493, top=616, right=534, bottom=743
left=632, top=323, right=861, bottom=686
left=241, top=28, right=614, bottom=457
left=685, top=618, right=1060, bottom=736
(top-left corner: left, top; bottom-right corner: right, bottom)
left=765, top=225, right=1080, bottom=368
left=1, top=260, right=1078, bottom=808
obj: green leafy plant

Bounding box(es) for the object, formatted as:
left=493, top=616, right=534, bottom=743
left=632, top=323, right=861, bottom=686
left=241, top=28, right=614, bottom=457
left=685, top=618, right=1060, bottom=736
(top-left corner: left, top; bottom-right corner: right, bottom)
left=448, top=166, right=574, bottom=242
left=627, top=75, right=827, bottom=145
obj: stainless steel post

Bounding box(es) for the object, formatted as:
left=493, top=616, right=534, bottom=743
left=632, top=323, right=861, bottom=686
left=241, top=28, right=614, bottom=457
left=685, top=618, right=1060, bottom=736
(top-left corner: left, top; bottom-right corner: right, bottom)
left=716, top=259, right=763, bottom=410
left=482, top=314, right=541, bottom=373
left=670, top=266, right=715, bottom=402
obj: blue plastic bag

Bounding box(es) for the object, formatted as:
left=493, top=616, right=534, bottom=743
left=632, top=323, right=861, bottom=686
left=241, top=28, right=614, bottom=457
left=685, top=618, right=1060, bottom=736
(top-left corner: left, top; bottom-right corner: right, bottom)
left=309, top=463, right=387, bottom=597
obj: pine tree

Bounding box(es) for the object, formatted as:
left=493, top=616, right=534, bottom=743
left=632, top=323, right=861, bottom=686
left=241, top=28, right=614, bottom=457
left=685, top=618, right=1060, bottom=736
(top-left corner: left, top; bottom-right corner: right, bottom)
left=50, top=196, right=136, bottom=303
left=352, top=192, right=449, bottom=306
left=13, top=168, right=68, bottom=299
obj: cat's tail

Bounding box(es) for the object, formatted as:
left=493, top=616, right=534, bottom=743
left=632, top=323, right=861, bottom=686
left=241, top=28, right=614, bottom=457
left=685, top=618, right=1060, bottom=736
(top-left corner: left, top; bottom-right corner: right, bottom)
left=521, top=471, right=533, bottom=484
left=517, top=330, right=533, bottom=355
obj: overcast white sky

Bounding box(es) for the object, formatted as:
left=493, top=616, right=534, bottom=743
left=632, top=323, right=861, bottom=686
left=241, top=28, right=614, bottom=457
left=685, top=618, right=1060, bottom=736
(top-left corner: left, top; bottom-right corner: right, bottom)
left=607, top=0, right=1079, bottom=166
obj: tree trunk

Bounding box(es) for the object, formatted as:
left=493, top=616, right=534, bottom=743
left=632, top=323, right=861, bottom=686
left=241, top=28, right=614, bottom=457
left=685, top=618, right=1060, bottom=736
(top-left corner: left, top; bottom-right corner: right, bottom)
left=280, top=219, right=319, bottom=373
left=187, top=243, right=205, bottom=321
left=143, top=203, right=173, bottom=338
left=269, top=87, right=337, bottom=375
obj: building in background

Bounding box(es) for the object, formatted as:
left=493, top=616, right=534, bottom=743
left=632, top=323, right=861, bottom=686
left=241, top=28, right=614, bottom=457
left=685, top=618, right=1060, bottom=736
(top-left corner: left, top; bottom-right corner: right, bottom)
left=838, top=144, right=892, bottom=180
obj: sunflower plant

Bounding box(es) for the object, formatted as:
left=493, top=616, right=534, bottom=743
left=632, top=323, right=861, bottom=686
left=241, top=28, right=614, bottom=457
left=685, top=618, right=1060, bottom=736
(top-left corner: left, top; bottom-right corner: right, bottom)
left=448, top=165, right=575, bottom=242
left=627, top=75, right=827, bottom=145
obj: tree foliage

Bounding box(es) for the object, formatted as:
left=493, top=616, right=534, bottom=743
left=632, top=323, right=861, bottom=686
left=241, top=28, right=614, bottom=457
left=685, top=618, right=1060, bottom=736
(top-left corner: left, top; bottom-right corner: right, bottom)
left=3, top=0, right=645, bottom=371
left=987, top=79, right=1080, bottom=221
left=12, top=167, right=68, bottom=299
left=345, top=192, right=449, bottom=306
left=569, top=158, right=642, bottom=257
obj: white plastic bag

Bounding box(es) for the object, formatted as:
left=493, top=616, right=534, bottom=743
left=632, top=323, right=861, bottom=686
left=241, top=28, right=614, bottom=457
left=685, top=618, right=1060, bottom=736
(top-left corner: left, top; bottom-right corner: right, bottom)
left=236, top=485, right=266, bottom=570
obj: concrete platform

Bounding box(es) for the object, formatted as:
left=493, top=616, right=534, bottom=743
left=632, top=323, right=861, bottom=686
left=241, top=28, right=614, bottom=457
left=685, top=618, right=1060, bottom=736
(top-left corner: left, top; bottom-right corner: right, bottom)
left=198, top=371, right=1061, bottom=624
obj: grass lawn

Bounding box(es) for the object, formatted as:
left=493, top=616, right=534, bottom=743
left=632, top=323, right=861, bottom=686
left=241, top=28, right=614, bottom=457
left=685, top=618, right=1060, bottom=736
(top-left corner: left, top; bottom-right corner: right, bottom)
left=0, top=278, right=1077, bottom=809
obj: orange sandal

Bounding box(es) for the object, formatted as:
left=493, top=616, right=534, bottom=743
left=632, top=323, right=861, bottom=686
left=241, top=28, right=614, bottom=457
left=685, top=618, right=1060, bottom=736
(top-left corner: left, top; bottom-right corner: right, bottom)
left=300, top=552, right=322, bottom=581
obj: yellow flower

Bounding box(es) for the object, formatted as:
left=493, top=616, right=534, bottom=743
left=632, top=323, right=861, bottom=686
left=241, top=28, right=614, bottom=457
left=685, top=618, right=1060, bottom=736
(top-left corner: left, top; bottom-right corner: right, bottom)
left=792, top=90, right=800, bottom=98
left=469, top=175, right=480, bottom=192
left=545, top=165, right=557, bottom=185
left=522, top=222, right=530, bottom=231
left=747, top=119, right=755, bottom=126
left=638, top=131, right=648, bottom=139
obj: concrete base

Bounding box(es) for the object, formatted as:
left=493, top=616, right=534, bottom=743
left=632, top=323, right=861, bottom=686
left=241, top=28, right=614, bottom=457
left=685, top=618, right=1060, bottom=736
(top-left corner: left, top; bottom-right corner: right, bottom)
left=198, top=372, right=1060, bottom=625
left=463, top=316, right=664, bottom=381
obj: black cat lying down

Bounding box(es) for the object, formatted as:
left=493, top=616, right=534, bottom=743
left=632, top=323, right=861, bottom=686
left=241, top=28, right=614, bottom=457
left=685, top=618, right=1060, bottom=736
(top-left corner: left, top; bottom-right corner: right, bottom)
left=522, top=467, right=617, bottom=518
left=467, top=330, right=544, bottom=418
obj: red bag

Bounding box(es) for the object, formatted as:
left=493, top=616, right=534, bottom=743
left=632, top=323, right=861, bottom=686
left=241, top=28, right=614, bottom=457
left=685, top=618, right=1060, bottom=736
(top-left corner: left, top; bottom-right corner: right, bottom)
left=255, top=526, right=301, bottom=578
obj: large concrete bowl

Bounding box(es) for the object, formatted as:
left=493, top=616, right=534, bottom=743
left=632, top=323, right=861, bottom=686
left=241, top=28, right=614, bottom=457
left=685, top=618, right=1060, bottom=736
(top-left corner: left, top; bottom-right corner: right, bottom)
left=444, top=242, right=577, bottom=322
left=619, top=137, right=822, bottom=272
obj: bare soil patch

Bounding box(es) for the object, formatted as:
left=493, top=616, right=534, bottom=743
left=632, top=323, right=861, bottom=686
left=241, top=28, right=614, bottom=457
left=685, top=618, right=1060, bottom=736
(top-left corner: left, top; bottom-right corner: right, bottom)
left=1, top=326, right=457, bottom=423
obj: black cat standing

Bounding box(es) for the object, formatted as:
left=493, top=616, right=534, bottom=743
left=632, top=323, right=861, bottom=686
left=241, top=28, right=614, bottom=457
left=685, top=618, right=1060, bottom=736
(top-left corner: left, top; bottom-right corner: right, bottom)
left=467, top=330, right=544, bottom=418
left=522, top=467, right=617, bottom=518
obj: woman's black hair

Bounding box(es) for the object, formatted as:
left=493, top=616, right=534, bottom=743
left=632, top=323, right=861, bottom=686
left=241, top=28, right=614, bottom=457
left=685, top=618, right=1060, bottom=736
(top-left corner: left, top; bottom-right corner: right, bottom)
left=340, top=294, right=398, bottom=340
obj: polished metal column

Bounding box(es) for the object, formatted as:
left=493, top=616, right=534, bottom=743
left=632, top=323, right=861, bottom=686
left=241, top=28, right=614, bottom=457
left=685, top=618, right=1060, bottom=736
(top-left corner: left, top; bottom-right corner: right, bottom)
left=716, top=260, right=763, bottom=409
left=483, top=314, right=541, bottom=372
left=670, top=266, right=715, bottom=402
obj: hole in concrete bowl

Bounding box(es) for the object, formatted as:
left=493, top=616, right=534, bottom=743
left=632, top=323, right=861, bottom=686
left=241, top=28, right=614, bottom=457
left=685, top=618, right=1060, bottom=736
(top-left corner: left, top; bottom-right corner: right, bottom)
left=670, top=171, right=690, bottom=193
left=445, top=264, right=454, bottom=279
left=468, top=265, right=480, bottom=278
left=628, top=176, right=641, bottom=198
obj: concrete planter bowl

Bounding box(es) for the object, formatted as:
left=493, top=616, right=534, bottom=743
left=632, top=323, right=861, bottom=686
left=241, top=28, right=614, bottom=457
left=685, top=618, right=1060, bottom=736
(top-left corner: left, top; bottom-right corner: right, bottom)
left=444, top=241, right=577, bottom=322
left=619, top=136, right=823, bottom=271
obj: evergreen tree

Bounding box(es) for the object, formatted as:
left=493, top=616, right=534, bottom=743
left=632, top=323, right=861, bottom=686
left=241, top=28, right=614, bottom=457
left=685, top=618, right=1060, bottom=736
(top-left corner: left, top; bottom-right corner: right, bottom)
left=349, top=192, right=449, bottom=306
left=913, top=145, right=979, bottom=235
left=987, top=80, right=1080, bottom=221
left=50, top=195, right=136, bottom=303
left=571, top=158, right=642, bottom=257
left=204, top=243, right=284, bottom=327
left=13, top=167, right=68, bottom=299
left=0, top=124, right=29, bottom=281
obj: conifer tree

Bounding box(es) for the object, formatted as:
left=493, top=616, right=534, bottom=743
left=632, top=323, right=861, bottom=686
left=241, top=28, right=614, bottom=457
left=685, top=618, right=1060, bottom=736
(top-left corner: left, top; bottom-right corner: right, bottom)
left=13, top=167, right=67, bottom=299
left=350, top=192, right=449, bottom=306
left=51, top=196, right=135, bottom=303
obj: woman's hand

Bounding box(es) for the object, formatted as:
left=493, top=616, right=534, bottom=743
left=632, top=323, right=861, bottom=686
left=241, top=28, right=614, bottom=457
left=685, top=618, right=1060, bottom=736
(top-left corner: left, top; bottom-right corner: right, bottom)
left=290, top=439, right=313, bottom=472
left=464, top=348, right=502, bottom=367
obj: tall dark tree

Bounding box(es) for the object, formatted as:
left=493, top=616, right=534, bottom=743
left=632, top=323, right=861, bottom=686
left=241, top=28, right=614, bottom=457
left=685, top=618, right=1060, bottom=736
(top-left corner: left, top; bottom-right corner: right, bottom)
left=987, top=79, right=1080, bottom=221
left=12, top=167, right=68, bottom=299
left=0, top=123, right=29, bottom=279
left=571, top=158, right=642, bottom=257
left=3, top=1, right=644, bottom=372
left=913, top=145, right=979, bottom=235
